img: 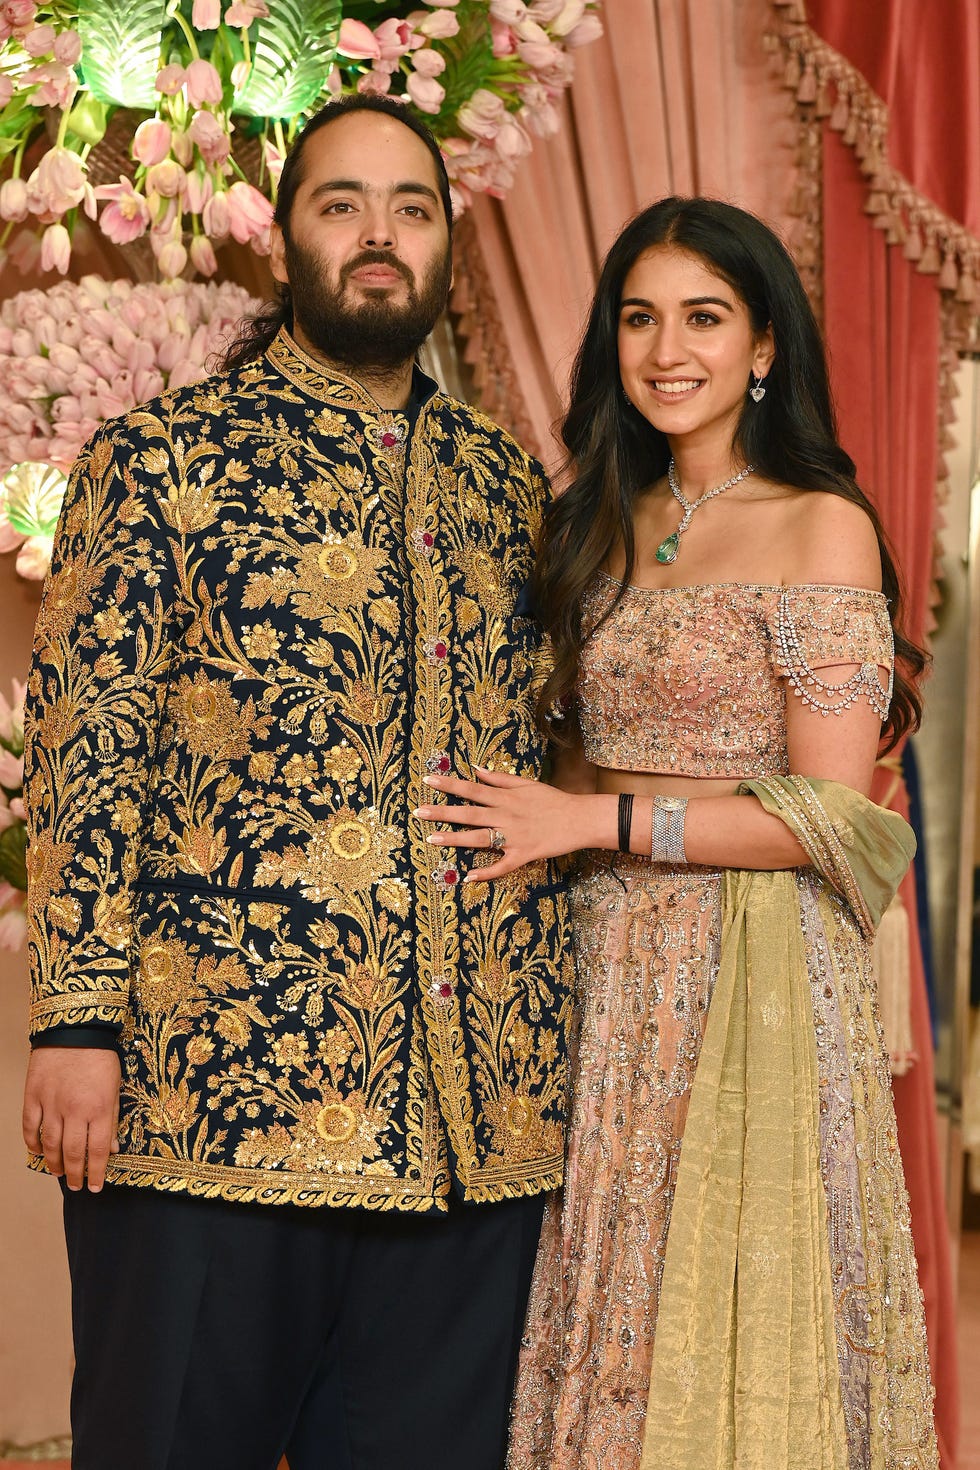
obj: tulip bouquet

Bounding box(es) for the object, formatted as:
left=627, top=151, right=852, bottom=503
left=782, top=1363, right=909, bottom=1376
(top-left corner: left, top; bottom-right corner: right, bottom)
left=0, top=0, right=601, bottom=279
left=0, top=681, right=26, bottom=952
left=0, top=274, right=260, bottom=577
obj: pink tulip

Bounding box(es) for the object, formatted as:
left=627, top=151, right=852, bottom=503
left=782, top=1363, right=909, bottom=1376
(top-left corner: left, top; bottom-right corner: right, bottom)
left=23, top=22, right=55, bottom=55
left=490, top=18, right=517, bottom=55
left=336, top=17, right=380, bottom=60
left=23, top=60, right=74, bottom=108
left=489, top=0, right=525, bottom=21
left=527, top=0, right=563, bottom=18
left=190, top=234, right=218, bottom=277
left=357, top=70, right=391, bottom=96
left=53, top=28, right=82, bottom=64
left=224, top=0, right=268, bottom=24
left=202, top=190, right=230, bottom=239
left=155, top=62, right=186, bottom=96
left=171, top=127, right=194, bottom=167
left=225, top=180, right=273, bottom=243
left=0, top=178, right=29, bottom=222
left=0, top=0, right=36, bottom=36
left=412, top=47, right=446, bottom=77
left=0, top=748, right=23, bottom=786
left=184, top=58, right=223, bottom=107
left=0, top=76, right=12, bottom=106
left=565, top=13, right=602, bottom=46
left=457, top=90, right=505, bottom=140
left=188, top=109, right=231, bottom=165
left=184, top=169, right=213, bottom=215
left=145, top=159, right=187, bottom=199
left=405, top=71, right=445, bottom=114
left=191, top=0, right=221, bottom=28
left=413, top=9, right=460, bottom=37
left=374, top=17, right=413, bottom=65
left=9, top=797, right=26, bottom=821
left=133, top=118, right=173, bottom=167
left=29, top=147, right=86, bottom=215
left=0, top=903, right=27, bottom=951
left=96, top=179, right=151, bottom=244
left=155, top=238, right=188, bottom=280
left=40, top=223, right=70, bottom=274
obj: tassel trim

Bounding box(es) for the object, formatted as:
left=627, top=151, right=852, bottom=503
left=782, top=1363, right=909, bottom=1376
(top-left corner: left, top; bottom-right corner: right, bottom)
left=765, top=8, right=980, bottom=358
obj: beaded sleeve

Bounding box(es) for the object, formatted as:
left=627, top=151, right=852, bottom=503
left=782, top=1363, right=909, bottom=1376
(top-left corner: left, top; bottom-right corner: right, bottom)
left=773, top=586, right=893, bottom=718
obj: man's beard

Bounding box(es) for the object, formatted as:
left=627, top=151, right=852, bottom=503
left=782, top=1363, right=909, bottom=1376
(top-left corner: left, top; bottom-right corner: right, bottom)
left=284, top=239, right=452, bottom=371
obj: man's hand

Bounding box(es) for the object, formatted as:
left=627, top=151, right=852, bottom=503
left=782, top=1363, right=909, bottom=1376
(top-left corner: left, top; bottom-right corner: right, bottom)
left=22, top=1048, right=122, bottom=1193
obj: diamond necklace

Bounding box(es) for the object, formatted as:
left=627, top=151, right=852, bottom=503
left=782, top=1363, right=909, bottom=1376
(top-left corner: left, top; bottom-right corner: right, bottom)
left=655, top=459, right=756, bottom=564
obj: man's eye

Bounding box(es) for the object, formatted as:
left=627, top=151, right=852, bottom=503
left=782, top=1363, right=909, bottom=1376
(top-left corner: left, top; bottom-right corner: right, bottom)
left=323, top=201, right=354, bottom=215
left=401, top=205, right=430, bottom=219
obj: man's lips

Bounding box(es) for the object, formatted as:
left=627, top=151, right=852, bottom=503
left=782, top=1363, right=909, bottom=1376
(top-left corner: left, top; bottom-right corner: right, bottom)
left=348, top=266, right=406, bottom=287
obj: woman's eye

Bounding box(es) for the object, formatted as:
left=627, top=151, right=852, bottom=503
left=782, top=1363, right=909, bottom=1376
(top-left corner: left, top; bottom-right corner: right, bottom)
left=625, top=311, right=654, bottom=328
left=690, top=311, right=720, bottom=327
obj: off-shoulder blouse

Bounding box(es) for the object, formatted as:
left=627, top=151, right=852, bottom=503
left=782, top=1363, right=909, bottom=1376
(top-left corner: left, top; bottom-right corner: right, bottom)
left=576, top=576, right=894, bottom=779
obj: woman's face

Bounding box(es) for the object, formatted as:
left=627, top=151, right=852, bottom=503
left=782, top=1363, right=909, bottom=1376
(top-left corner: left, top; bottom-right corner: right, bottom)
left=617, top=245, right=774, bottom=453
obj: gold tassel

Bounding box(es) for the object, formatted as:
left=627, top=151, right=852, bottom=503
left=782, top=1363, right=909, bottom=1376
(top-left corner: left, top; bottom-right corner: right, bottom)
left=872, top=892, right=916, bottom=1075
left=829, top=89, right=849, bottom=131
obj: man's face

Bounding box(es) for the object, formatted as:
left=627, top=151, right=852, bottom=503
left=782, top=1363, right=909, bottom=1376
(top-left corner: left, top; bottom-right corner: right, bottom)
left=270, top=111, right=452, bottom=371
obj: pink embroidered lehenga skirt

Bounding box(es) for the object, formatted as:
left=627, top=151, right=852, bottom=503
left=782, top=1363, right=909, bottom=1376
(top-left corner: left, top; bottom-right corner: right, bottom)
left=507, top=854, right=722, bottom=1470
left=506, top=849, right=935, bottom=1470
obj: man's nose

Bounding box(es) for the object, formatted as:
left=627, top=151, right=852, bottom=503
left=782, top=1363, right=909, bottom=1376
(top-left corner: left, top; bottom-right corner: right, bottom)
left=360, top=207, right=395, bottom=250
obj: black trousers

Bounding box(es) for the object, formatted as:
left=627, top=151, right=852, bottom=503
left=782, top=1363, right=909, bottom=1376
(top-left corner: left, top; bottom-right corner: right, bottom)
left=63, top=1182, right=546, bottom=1470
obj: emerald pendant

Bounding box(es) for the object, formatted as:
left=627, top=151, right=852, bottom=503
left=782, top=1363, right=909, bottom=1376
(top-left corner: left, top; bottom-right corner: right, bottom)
left=655, top=533, right=679, bottom=564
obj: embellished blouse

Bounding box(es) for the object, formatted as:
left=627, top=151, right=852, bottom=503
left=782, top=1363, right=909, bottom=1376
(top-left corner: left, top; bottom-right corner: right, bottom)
left=576, top=576, right=894, bottom=779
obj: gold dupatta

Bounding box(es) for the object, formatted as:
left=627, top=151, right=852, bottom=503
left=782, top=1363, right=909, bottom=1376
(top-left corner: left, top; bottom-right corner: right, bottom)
left=639, top=777, right=918, bottom=1470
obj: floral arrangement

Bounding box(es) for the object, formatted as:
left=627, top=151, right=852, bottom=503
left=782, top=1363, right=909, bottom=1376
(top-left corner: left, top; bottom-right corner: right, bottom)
left=0, top=0, right=602, bottom=279
left=0, top=274, right=260, bottom=577
left=0, top=681, right=27, bottom=951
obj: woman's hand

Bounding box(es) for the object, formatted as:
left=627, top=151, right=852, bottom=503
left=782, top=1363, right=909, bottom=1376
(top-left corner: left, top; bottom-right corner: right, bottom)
left=415, top=766, right=595, bottom=882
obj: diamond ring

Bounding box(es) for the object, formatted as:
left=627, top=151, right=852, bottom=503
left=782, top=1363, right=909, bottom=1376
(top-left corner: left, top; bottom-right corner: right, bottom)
left=488, top=828, right=507, bottom=852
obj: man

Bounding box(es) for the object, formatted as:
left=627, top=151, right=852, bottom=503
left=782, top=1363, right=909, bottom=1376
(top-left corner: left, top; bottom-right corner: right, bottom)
left=21, top=95, right=573, bottom=1470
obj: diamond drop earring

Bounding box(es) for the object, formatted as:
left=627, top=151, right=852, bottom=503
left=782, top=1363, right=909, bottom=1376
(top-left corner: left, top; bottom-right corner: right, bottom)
left=749, top=372, right=767, bottom=403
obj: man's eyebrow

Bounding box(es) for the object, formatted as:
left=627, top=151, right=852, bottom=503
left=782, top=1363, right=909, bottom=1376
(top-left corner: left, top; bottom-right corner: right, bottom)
left=308, top=179, right=440, bottom=206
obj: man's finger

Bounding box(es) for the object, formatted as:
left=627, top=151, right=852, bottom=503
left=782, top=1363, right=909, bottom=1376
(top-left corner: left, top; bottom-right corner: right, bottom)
left=40, top=1115, right=65, bottom=1177
left=85, top=1120, right=114, bottom=1192
left=62, top=1120, right=89, bottom=1192
left=22, top=1094, right=43, bottom=1153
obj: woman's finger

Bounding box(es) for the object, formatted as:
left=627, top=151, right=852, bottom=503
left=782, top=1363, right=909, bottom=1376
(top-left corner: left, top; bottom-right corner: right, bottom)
left=463, top=858, right=515, bottom=883
left=426, top=829, right=492, bottom=849
left=415, top=803, right=498, bottom=827
left=422, top=774, right=485, bottom=800
left=472, top=766, right=527, bottom=788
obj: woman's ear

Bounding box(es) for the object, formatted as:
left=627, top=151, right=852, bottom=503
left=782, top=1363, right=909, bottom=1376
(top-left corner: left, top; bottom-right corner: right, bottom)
left=753, top=323, right=776, bottom=378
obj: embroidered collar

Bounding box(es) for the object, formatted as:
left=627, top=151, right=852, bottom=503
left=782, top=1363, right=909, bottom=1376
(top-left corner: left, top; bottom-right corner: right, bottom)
left=266, top=329, right=439, bottom=417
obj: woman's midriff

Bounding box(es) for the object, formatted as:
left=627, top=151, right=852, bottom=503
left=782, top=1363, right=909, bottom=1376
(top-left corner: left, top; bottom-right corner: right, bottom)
left=594, top=767, right=743, bottom=799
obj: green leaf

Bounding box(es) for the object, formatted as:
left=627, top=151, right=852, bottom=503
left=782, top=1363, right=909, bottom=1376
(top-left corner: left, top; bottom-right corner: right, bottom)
left=234, top=0, right=342, bottom=120
left=64, top=92, right=109, bottom=147
left=0, top=822, right=26, bottom=892
left=76, top=0, right=168, bottom=111
left=425, top=0, right=494, bottom=125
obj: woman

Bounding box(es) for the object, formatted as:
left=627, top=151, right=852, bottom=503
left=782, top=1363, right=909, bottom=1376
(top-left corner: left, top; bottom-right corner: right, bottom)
left=415, top=198, right=938, bottom=1470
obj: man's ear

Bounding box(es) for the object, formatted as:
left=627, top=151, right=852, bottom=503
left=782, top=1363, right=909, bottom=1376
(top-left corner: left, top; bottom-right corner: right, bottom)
left=269, top=223, right=287, bottom=286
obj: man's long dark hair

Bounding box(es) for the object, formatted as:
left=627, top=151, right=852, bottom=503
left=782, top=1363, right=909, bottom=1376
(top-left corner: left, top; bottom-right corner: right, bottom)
left=533, top=196, right=925, bottom=751
left=219, top=94, right=453, bottom=372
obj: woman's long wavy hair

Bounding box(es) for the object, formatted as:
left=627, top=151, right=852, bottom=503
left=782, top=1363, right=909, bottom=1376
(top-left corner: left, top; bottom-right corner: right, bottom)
left=534, top=196, right=925, bottom=752
left=218, top=93, right=454, bottom=372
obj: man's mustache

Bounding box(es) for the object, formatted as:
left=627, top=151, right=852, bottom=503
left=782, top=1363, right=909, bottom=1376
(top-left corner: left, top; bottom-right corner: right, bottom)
left=340, top=250, right=415, bottom=290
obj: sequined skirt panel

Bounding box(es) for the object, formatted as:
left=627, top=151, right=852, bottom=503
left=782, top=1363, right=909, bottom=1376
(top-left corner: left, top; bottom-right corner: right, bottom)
left=508, top=855, right=934, bottom=1470
left=507, top=854, right=723, bottom=1470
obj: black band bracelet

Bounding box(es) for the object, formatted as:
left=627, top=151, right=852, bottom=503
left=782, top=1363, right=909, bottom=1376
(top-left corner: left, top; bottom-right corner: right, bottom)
left=617, top=791, right=634, bottom=853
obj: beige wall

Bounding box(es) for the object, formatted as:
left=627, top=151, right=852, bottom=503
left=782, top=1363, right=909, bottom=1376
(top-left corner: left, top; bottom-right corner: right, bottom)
left=0, top=569, right=72, bottom=1446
